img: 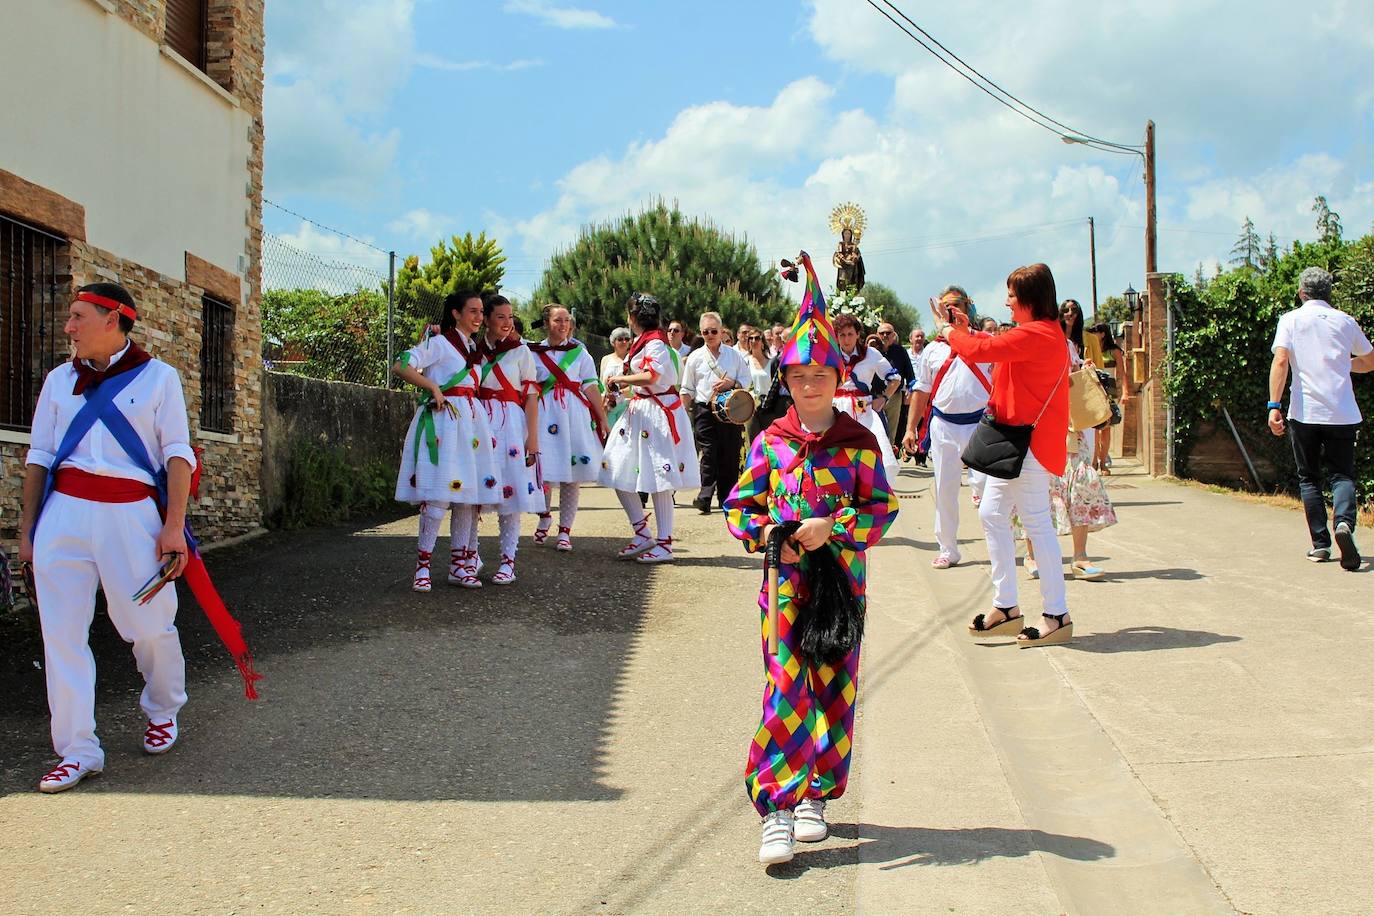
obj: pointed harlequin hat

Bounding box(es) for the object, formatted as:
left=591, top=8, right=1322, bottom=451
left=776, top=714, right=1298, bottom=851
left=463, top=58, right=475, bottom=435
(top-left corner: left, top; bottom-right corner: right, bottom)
left=778, top=251, right=846, bottom=381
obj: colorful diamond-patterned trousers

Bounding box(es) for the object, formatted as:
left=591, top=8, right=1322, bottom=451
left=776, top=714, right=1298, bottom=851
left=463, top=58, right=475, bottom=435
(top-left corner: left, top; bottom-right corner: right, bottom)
left=744, top=573, right=860, bottom=817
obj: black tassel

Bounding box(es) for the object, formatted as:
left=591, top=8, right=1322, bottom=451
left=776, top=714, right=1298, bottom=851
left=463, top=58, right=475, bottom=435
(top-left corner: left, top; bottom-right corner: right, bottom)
left=796, top=542, right=864, bottom=666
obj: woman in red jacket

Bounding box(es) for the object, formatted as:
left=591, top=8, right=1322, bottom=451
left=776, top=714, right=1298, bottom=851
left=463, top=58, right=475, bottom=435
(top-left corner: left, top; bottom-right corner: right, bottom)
left=939, top=263, right=1074, bottom=647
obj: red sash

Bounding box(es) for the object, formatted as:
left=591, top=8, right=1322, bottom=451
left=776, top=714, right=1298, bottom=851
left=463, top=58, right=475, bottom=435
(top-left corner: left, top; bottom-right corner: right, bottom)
left=532, top=345, right=593, bottom=411
left=634, top=392, right=685, bottom=444
left=54, top=467, right=158, bottom=503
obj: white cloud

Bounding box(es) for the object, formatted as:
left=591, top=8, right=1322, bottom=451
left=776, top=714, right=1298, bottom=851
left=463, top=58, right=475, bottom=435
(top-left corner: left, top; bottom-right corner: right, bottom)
left=506, top=0, right=1374, bottom=322
left=503, top=0, right=618, bottom=30
left=262, top=222, right=390, bottom=294
left=415, top=53, right=544, bottom=73
left=264, top=81, right=400, bottom=199
left=387, top=208, right=454, bottom=241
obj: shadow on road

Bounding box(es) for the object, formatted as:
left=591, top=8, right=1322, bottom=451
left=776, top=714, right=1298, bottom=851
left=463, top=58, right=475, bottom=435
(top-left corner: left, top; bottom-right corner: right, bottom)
left=0, top=514, right=654, bottom=803
left=1103, top=567, right=1206, bottom=581
left=1063, top=626, right=1241, bottom=654
left=769, top=823, right=1115, bottom=875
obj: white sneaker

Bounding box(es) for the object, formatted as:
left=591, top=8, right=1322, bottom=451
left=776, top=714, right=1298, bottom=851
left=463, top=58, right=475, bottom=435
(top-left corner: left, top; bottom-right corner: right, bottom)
left=143, top=718, right=178, bottom=755
left=758, top=810, right=795, bottom=864
left=38, top=759, right=101, bottom=793
left=635, top=538, right=674, bottom=564
left=793, top=797, right=828, bottom=842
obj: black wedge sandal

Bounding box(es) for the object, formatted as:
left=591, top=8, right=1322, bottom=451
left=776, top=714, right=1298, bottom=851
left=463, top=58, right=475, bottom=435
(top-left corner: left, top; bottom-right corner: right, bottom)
left=1017, top=613, right=1074, bottom=648
left=968, top=606, right=1023, bottom=639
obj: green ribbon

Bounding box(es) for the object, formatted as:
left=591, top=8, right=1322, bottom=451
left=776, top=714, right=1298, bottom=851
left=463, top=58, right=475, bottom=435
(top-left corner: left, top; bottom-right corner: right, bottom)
left=411, top=369, right=470, bottom=467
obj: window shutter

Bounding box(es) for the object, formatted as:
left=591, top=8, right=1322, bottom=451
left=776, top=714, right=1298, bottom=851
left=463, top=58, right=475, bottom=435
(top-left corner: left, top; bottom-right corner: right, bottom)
left=166, top=0, right=207, bottom=70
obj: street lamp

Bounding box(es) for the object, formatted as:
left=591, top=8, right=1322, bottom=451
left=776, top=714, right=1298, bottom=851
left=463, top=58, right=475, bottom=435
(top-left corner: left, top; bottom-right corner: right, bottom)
left=1123, top=284, right=1139, bottom=314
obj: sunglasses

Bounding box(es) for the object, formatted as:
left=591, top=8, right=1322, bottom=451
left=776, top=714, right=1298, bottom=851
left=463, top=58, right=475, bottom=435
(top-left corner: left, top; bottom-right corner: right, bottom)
left=701, top=328, right=720, bottom=335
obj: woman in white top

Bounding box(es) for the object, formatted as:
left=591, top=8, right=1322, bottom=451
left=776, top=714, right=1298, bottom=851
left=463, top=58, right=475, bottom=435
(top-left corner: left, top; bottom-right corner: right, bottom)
left=530, top=304, right=609, bottom=551
left=456, top=294, right=543, bottom=587
left=831, top=314, right=902, bottom=481
left=599, top=327, right=633, bottom=428
left=391, top=290, right=498, bottom=592
left=599, top=294, right=700, bottom=564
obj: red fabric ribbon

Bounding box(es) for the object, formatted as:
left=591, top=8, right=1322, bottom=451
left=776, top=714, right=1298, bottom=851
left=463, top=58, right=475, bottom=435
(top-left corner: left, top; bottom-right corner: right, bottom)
left=767, top=406, right=878, bottom=473
left=72, top=341, right=153, bottom=396
left=634, top=391, right=686, bottom=444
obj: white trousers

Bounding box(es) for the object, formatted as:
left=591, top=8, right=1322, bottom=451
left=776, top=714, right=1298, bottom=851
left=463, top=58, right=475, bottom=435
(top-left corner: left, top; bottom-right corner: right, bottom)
left=33, top=493, right=188, bottom=769
left=929, top=416, right=978, bottom=558
left=977, top=453, right=1068, bottom=616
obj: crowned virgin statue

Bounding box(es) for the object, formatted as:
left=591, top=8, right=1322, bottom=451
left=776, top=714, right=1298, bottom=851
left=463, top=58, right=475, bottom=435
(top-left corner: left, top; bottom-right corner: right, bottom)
left=830, top=202, right=866, bottom=294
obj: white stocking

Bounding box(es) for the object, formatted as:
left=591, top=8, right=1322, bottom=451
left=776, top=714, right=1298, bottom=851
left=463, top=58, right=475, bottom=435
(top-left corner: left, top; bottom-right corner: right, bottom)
left=558, top=483, right=580, bottom=531
left=652, top=491, right=674, bottom=541
left=418, top=502, right=447, bottom=553
left=616, top=489, right=647, bottom=527
left=499, top=513, right=521, bottom=560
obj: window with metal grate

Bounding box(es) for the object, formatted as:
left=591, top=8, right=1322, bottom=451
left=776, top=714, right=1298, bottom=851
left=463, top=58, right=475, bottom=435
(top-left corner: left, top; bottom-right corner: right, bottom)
left=0, top=215, right=66, bottom=432
left=200, top=294, right=234, bottom=432
left=166, top=0, right=208, bottom=71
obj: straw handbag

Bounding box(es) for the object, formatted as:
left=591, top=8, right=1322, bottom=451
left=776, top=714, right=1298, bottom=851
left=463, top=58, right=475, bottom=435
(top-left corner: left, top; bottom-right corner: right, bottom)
left=1068, top=365, right=1112, bottom=431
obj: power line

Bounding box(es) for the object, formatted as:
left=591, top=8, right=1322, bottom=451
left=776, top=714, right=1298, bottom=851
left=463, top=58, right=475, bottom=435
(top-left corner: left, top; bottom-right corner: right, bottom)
left=860, top=0, right=1142, bottom=155
left=264, top=198, right=391, bottom=254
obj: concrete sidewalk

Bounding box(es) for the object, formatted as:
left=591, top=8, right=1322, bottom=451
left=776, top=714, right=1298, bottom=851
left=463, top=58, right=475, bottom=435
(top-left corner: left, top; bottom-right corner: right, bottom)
left=0, top=461, right=1369, bottom=913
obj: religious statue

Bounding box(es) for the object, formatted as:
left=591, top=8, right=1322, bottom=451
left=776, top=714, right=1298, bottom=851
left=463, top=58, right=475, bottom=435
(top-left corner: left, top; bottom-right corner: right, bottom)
left=830, top=202, right=867, bottom=293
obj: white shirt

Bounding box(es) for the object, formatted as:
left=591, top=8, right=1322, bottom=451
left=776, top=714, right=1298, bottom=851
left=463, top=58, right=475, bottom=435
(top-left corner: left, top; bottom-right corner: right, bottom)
left=675, top=343, right=692, bottom=360
left=915, top=340, right=993, bottom=414
left=680, top=344, right=751, bottom=403
left=1273, top=300, right=1372, bottom=425
left=837, top=346, right=898, bottom=399
left=27, top=341, right=198, bottom=486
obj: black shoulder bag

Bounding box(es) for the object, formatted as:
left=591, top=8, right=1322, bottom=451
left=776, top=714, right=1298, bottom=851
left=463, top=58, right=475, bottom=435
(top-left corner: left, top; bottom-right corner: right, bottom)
left=961, top=359, right=1067, bottom=480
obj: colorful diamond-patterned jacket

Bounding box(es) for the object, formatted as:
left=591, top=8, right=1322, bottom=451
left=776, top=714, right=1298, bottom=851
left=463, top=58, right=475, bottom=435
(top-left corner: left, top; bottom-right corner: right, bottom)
left=725, top=410, right=898, bottom=604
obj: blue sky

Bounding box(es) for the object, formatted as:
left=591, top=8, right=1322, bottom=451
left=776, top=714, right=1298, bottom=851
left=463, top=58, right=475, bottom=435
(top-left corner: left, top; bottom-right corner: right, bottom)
left=263, top=0, right=1374, bottom=321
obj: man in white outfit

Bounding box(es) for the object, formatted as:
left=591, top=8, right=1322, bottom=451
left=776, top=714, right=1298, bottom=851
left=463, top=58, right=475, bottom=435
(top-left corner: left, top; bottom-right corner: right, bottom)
left=681, top=311, right=751, bottom=514
left=19, top=282, right=197, bottom=793
left=903, top=286, right=992, bottom=569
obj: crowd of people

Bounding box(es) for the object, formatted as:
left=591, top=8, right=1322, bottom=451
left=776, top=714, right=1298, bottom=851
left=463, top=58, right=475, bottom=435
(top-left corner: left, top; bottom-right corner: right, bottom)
left=12, top=257, right=1369, bottom=875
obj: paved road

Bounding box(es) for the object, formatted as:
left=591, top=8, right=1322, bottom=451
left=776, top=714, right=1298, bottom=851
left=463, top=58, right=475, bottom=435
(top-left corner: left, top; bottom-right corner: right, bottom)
left=1, top=460, right=1369, bottom=913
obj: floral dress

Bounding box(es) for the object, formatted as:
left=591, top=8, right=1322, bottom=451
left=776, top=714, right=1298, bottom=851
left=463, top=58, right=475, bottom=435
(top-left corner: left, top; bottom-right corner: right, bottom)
left=532, top=341, right=603, bottom=484
left=476, top=339, right=544, bottom=514
left=598, top=335, right=699, bottom=494
left=1049, top=429, right=1118, bottom=534
left=725, top=414, right=898, bottom=816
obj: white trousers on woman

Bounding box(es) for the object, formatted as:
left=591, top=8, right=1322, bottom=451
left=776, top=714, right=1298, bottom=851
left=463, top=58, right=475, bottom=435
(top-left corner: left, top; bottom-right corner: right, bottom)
left=33, top=492, right=188, bottom=770
left=977, top=453, right=1068, bottom=616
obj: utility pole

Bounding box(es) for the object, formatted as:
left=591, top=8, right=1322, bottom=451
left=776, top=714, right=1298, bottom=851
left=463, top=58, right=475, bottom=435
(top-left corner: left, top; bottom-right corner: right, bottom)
left=386, top=250, right=396, bottom=389
left=1088, top=216, right=1098, bottom=319
left=1144, top=120, right=1157, bottom=274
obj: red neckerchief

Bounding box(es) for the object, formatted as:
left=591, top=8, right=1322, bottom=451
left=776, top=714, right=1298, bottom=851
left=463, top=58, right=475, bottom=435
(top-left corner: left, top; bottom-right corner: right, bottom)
left=842, top=343, right=868, bottom=371
left=625, top=329, right=669, bottom=366
left=476, top=335, right=521, bottom=361
left=767, top=406, right=879, bottom=473
left=72, top=341, right=153, bottom=396
left=442, top=328, right=481, bottom=369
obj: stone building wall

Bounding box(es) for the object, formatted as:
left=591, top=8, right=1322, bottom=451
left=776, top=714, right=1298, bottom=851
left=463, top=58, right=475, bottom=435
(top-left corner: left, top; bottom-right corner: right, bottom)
left=0, top=0, right=265, bottom=552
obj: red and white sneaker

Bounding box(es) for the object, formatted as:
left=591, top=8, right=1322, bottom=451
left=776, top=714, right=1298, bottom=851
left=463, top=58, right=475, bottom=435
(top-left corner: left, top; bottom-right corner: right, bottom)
left=532, top=513, right=553, bottom=546
left=492, top=554, right=517, bottom=586
left=413, top=551, right=433, bottom=593
left=635, top=538, right=674, bottom=564
left=617, top=515, right=654, bottom=560
left=555, top=526, right=573, bottom=552
left=143, top=718, right=179, bottom=755
left=38, top=759, right=100, bottom=793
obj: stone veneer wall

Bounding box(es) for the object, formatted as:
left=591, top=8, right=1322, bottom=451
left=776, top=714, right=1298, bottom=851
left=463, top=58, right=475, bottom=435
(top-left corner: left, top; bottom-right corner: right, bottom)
left=0, top=0, right=264, bottom=553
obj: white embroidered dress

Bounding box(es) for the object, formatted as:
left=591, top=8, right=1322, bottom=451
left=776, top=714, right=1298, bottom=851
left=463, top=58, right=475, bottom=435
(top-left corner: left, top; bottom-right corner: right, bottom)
left=477, top=339, right=545, bottom=514
left=599, top=336, right=701, bottom=494
left=395, top=331, right=496, bottom=505
left=533, top=341, right=604, bottom=484
left=834, top=345, right=901, bottom=480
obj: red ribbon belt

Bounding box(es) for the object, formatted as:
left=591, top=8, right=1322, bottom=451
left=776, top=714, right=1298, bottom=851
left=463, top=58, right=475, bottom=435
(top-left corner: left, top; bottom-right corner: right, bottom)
left=443, top=386, right=478, bottom=398
left=634, top=392, right=684, bottom=444
left=54, top=467, right=158, bottom=503
left=479, top=389, right=525, bottom=405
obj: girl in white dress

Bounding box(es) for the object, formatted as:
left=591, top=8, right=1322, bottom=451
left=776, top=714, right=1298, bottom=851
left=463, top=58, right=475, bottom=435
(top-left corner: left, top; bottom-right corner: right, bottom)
left=832, top=313, right=902, bottom=481
left=456, top=294, right=543, bottom=586
left=530, top=303, right=610, bottom=551
left=599, top=293, right=700, bottom=563
left=391, top=291, right=497, bottom=592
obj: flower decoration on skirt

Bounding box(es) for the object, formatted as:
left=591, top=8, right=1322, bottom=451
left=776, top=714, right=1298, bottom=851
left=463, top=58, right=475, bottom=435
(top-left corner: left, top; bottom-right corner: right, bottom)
left=502, top=485, right=514, bottom=499
left=641, top=430, right=650, bottom=439
left=449, top=480, right=463, bottom=491
left=508, top=446, right=519, bottom=458
left=484, top=476, right=497, bottom=489
left=548, top=423, right=560, bottom=435
left=471, top=437, right=480, bottom=449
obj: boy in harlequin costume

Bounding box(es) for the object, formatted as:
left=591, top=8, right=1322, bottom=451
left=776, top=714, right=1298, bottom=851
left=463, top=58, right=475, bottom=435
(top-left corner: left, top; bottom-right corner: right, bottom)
left=725, top=253, right=899, bottom=864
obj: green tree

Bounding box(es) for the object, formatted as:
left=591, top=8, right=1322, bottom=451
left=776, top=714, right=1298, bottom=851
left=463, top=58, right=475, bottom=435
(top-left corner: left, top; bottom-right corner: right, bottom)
left=1192, top=263, right=1207, bottom=290
left=1098, top=294, right=1132, bottom=326
left=860, top=281, right=922, bottom=336
left=1313, top=195, right=1343, bottom=244
left=1229, top=216, right=1262, bottom=268
left=530, top=201, right=787, bottom=337
left=1261, top=232, right=1280, bottom=271
left=262, top=287, right=391, bottom=386
left=394, top=232, right=506, bottom=325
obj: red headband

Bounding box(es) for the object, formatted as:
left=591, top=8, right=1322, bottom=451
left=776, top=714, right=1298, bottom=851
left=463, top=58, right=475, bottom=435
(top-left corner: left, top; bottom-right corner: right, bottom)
left=77, top=290, right=138, bottom=322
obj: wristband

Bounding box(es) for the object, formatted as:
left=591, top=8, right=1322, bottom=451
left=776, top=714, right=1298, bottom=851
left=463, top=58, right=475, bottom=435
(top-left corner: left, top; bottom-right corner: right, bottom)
left=1266, top=401, right=1281, bottom=411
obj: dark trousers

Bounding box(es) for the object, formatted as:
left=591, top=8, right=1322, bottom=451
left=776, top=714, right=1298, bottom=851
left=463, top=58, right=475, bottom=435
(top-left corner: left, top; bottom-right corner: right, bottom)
left=1288, top=419, right=1360, bottom=548
left=694, top=403, right=744, bottom=507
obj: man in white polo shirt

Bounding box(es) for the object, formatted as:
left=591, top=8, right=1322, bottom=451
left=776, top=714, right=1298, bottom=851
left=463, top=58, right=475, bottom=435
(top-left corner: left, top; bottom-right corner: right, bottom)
left=1268, top=267, right=1374, bottom=570
left=680, top=311, right=751, bottom=515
